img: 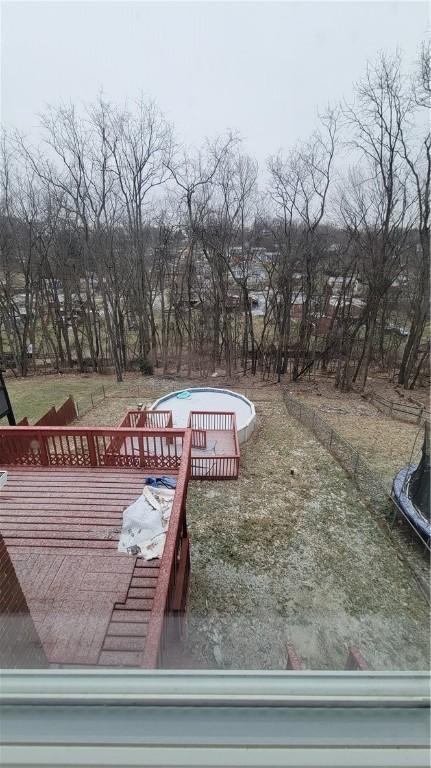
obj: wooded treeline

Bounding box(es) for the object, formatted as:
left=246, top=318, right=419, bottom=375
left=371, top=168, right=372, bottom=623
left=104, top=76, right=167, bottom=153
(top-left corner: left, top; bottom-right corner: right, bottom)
left=0, top=46, right=429, bottom=390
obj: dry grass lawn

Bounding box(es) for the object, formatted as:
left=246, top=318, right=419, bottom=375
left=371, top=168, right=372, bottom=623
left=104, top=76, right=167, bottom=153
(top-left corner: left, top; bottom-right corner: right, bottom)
left=185, top=391, right=429, bottom=670
left=290, top=380, right=424, bottom=489
left=2, top=373, right=119, bottom=424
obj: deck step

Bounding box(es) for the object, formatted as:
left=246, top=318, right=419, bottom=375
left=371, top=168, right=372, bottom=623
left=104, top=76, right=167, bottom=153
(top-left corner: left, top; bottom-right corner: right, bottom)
left=106, top=622, right=149, bottom=637
left=98, top=650, right=142, bottom=667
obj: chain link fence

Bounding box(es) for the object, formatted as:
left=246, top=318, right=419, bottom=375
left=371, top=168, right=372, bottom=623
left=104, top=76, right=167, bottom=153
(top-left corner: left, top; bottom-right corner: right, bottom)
left=283, top=392, right=391, bottom=516
left=283, top=390, right=430, bottom=602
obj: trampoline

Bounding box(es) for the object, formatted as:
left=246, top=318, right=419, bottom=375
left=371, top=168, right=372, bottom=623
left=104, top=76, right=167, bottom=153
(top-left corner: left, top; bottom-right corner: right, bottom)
left=391, top=422, right=430, bottom=545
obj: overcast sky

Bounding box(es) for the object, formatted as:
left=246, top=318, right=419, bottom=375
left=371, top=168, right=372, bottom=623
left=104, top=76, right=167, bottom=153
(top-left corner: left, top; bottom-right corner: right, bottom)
left=1, top=1, right=429, bottom=167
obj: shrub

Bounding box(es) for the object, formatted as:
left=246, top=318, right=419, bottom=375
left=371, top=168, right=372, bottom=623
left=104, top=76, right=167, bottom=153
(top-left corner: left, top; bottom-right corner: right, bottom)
left=138, top=356, right=153, bottom=376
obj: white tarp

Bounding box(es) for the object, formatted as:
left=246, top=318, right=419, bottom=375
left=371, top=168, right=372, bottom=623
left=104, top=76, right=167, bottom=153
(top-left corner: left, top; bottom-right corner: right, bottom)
left=118, top=485, right=175, bottom=560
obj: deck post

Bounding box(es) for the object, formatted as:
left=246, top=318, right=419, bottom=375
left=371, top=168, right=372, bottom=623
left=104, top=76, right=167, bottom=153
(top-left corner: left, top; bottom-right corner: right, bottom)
left=87, top=430, right=98, bottom=466
left=138, top=434, right=144, bottom=467
left=37, top=432, right=49, bottom=466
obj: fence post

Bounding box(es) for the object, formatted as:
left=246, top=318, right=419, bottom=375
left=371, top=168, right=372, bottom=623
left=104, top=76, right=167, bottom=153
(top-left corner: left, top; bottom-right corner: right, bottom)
left=90, top=393, right=94, bottom=408
left=75, top=400, right=80, bottom=419
left=417, top=406, right=424, bottom=425
left=329, top=429, right=334, bottom=449
left=390, top=402, right=394, bottom=418
left=102, top=385, right=105, bottom=398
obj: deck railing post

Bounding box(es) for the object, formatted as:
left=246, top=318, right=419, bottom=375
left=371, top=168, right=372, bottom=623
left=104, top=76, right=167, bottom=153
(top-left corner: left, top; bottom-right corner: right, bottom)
left=87, top=430, right=98, bottom=466
left=138, top=434, right=144, bottom=467
left=38, top=432, right=50, bottom=466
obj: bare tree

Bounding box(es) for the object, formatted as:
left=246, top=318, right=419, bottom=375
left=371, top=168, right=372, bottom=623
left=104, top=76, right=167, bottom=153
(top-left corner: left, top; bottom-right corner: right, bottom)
left=343, top=52, right=413, bottom=390
left=397, top=42, right=430, bottom=388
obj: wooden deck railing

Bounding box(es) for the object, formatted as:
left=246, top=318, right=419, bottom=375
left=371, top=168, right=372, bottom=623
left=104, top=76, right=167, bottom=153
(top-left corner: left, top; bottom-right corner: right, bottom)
left=190, top=428, right=207, bottom=449
left=0, top=426, right=187, bottom=470
left=142, top=429, right=192, bottom=668
left=188, top=411, right=240, bottom=479
left=190, top=454, right=240, bottom=479
left=118, top=410, right=173, bottom=430
left=188, top=411, right=236, bottom=431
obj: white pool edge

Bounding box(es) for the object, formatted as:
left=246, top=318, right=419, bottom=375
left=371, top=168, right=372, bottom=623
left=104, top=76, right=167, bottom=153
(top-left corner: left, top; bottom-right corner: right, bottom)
left=150, top=387, right=256, bottom=444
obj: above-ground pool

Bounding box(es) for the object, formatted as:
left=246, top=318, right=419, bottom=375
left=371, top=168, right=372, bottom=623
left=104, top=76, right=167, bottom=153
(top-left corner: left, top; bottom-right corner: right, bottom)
left=151, top=387, right=256, bottom=443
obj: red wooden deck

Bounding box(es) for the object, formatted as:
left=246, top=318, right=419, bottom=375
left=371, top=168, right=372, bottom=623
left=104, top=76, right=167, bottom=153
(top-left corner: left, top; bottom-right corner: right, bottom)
left=0, top=408, right=239, bottom=668
left=119, top=409, right=240, bottom=479
left=0, top=425, right=192, bottom=668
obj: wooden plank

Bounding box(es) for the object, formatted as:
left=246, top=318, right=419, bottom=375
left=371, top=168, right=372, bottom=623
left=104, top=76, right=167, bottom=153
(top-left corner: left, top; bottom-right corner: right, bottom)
left=98, top=650, right=143, bottom=666
left=0, top=502, right=138, bottom=512
left=127, top=587, right=157, bottom=599
left=0, top=486, right=143, bottom=495
left=7, top=546, right=122, bottom=556
left=123, top=598, right=154, bottom=610
left=106, top=622, right=149, bottom=637
left=0, top=509, right=128, bottom=518
left=131, top=575, right=159, bottom=586
left=0, top=522, right=122, bottom=533
left=0, top=516, right=125, bottom=525
left=134, top=560, right=160, bottom=570
left=3, top=538, right=118, bottom=549
left=1, top=475, right=142, bottom=483
left=3, top=530, right=120, bottom=541
left=102, top=635, right=147, bottom=652
left=111, top=610, right=150, bottom=623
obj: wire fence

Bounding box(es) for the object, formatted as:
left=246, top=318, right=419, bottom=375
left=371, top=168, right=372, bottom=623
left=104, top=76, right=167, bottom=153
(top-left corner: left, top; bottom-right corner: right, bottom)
left=283, top=390, right=430, bottom=602
left=368, top=393, right=430, bottom=426
left=74, top=384, right=108, bottom=418
left=283, top=392, right=391, bottom=517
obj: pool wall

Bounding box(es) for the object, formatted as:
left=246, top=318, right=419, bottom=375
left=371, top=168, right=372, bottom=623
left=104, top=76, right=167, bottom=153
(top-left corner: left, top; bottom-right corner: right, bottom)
left=150, top=387, right=256, bottom=444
